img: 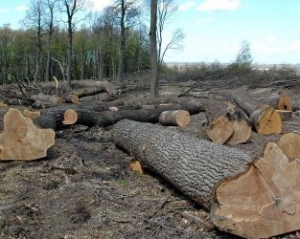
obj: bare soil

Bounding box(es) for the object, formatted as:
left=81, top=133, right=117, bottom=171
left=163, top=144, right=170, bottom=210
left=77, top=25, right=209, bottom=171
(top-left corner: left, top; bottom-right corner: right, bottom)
left=0, top=78, right=300, bottom=239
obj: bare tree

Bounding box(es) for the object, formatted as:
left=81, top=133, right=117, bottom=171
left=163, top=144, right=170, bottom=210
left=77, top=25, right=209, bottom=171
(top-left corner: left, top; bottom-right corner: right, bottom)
left=22, top=0, right=45, bottom=85
left=59, top=0, right=91, bottom=90
left=150, top=0, right=158, bottom=98
left=157, top=0, right=184, bottom=67
left=158, top=28, right=184, bottom=66
left=114, top=0, right=140, bottom=85
left=43, top=0, right=58, bottom=82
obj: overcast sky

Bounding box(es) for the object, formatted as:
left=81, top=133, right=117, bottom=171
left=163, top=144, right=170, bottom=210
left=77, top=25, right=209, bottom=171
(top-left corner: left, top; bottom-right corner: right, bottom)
left=1, top=0, right=299, bottom=64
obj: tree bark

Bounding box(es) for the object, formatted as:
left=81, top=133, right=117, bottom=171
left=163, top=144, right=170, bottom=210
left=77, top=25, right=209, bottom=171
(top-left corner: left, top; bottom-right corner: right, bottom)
left=113, top=120, right=300, bottom=239
left=112, top=119, right=253, bottom=210
left=231, top=90, right=282, bottom=134
left=34, top=103, right=205, bottom=130
left=150, top=0, right=158, bottom=98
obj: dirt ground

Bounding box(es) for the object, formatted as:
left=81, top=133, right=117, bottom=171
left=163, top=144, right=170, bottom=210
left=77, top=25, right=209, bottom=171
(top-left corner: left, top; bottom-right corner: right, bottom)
left=0, top=78, right=300, bottom=239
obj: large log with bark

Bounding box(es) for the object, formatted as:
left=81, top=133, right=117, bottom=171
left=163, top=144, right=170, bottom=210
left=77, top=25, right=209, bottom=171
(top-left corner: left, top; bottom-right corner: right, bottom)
left=112, top=120, right=300, bottom=239
left=112, top=120, right=253, bottom=210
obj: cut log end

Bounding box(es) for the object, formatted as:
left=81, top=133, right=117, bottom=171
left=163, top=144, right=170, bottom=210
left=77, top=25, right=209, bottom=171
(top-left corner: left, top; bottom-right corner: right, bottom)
left=63, top=109, right=78, bottom=125
left=278, top=132, right=300, bottom=158
left=207, top=116, right=233, bottom=145
left=23, top=109, right=41, bottom=119
left=159, top=110, right=190, bottom=127
left=278, top=95, right=292, bottom=111
left=0, top=108, right=55, bottom=161
left=251, top=107, right=282, bottom=134
left=212, top=142, right=300, bottom=239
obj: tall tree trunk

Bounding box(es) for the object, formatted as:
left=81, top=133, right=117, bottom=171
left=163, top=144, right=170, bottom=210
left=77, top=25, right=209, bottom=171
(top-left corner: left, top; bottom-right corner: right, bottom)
left=150, top=0, right=158, bottom=98
left=67, top=28, right=72, bottom=90
left=117, top=0, right=126, bottom=85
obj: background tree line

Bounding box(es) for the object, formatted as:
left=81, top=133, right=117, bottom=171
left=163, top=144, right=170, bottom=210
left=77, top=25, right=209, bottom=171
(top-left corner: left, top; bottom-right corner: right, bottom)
left=0, top=0, right=154, bottom=88
left=0, top=0, right=183, bottom=94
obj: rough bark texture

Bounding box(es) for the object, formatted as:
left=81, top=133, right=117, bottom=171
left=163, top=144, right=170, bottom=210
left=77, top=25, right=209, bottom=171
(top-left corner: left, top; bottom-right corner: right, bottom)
left=231, top=90, right=261, bottom=116
left=112, top=119, right=253, bottom=210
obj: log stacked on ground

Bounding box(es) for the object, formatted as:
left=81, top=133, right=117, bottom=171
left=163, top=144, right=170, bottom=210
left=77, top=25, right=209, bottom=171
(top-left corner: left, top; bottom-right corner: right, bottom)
left=34, top=104, right=205, bottom=130
left=278, top=132, right=300, bottom=158
left=159, top=110, right=190, bottom=127
left=112, top=119, right=253, bottom=211
left=231, top=90, right=282, bottom=134
left=112, top=120, right=300, bottom=239
left=206, top=101, right=251, bottom=145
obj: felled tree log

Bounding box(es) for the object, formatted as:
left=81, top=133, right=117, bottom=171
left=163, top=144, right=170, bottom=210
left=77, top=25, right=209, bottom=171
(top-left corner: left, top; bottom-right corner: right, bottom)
left=212, top=142, right=300, bottom=238
left=31, top=93, right=64, bottom=104
left=206, top=101, right=251, bottom=145
left=159, top=110, right=190, bottom=127
left=72, top=81, right=117, bottom=99
left=250, top=107, right=282, bottom=134
left=113, top=120, right=300, bottom=239
left=112, top=119, right=253, bottom=210
left=231, top=90, right=282, bottom=134
left=35, top=104, right=205, bottom=130
left=0, top=108, right=55, bottom=160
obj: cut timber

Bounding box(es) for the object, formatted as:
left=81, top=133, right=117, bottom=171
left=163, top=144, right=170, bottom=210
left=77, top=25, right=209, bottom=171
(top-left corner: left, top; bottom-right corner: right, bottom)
left=278, top=132, right=300, bottom=158
left=250, top=107, right=282, bottom=134
left=23, top=109, right=41, bottom=119
left=278, top=95, right=292, bottom=111
left=112, top=119, right=253, bottom=210
left=159, top=110, right=190, bottom=127
left=212, top=142, right=300, bottom=239
left=0, top=108, right=55, bottom=160
left=31, top=93, right=64, bottom=104
left=113, top=120, right=300, bottom=238
left=207, top=116, right=233, bottom=145
left=64, top=94, right=79, bottom=104
left=276, top=109, right=292, bottom=121
left=206, top=101, right=251, bottom=145
left=34, top=104, right=205, bottom=130
left=63, top=109, right=78, bottom=125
